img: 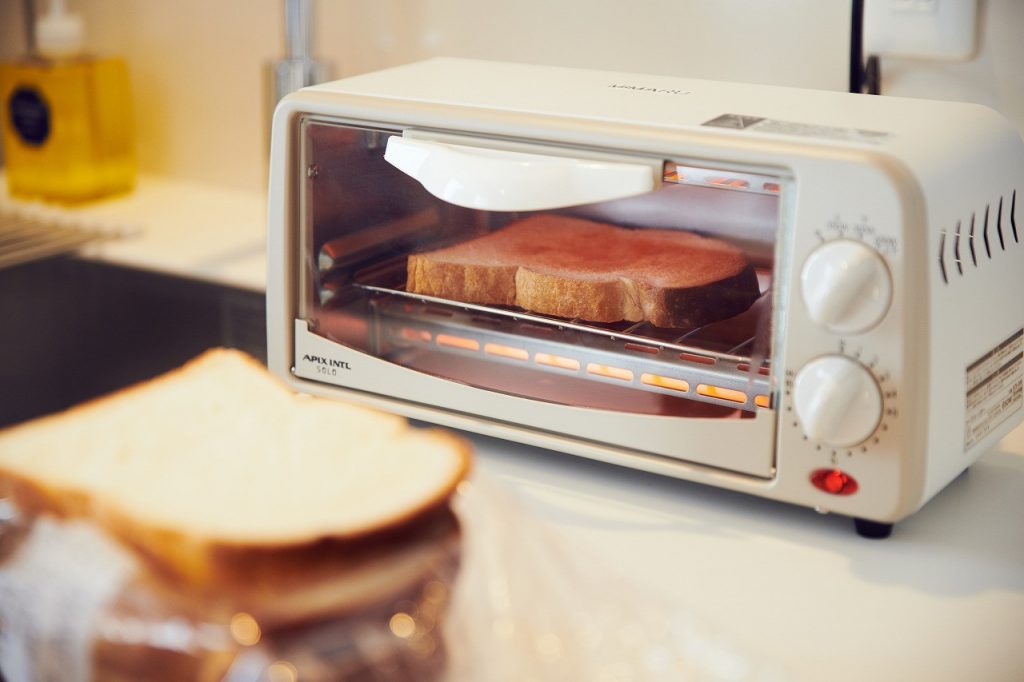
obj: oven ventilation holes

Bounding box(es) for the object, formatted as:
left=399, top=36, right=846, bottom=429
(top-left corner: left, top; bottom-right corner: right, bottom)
left=938, top=190, right=1018, bottom=284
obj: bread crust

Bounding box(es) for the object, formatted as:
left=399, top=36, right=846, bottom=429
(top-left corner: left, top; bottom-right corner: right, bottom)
left=644, top=265, right=761, bottom=328
left=0, top=428, right=470, bottom=586
left=0, top=349, right=473, bottom=587
left=408, top=254, right=518, bottom=306
left=406, top=216, right=760, bottom=327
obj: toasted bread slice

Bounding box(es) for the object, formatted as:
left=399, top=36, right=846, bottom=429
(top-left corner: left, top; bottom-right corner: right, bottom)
left=407, top=215, right=760, bottom=328
left=0, top=349, right=471, bottom=584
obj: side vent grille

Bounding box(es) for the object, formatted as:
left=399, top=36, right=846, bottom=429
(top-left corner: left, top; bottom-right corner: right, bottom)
left=938, top=190, right=1019, bottom=284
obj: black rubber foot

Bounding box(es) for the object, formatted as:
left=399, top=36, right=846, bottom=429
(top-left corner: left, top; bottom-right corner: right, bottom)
left=854, top=518, right=893, bottom=539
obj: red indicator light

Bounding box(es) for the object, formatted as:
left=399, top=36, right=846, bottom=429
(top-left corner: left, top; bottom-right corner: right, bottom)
left=810, top=468, right=859, bottom=496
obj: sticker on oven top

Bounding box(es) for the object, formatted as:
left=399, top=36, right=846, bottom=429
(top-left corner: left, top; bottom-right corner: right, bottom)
left=964, top=328, right=1023, bottom=451
left=702, top=113, right=892, bottom=145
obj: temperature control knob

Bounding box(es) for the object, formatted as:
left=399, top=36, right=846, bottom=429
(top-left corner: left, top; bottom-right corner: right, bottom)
left=801, top=240, right=892, bottom=334
left=793, top=356, right=882, bottom=447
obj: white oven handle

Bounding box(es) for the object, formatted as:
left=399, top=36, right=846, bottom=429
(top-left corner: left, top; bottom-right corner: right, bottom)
left=384, top=136, right=657, bottom=211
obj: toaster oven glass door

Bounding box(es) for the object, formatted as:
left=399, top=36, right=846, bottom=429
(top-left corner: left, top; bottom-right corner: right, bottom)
left=298, top=119, right=781, bottom=423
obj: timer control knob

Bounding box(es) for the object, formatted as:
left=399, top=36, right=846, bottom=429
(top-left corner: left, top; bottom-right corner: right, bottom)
left=793, top=355, right=882, bottom=447
left=801, top=240, right=892, bottom=334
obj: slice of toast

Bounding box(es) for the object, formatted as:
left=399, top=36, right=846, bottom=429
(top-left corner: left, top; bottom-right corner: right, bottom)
left=0, top=349, right=471, bottom=584
left=407, top=215, right=760, bottom=328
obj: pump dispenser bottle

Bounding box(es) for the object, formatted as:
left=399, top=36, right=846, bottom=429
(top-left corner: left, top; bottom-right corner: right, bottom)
left=1, top=0, right=135, bottom=202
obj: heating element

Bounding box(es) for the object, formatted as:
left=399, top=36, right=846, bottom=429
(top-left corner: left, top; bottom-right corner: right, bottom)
left=358, top=284, right=772, bottom=411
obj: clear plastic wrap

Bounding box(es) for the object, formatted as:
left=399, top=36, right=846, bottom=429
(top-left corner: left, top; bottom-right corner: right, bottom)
left=444, top=478, right=788, bottom=682
left=0, top=476, right=787, bottom=681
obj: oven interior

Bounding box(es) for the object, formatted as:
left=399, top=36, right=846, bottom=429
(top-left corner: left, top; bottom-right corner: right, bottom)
left=300, top=120, right=783, bottom=419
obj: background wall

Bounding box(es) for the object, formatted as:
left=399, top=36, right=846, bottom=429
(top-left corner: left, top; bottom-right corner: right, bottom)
left=1, top=0, right=1021, bottom=194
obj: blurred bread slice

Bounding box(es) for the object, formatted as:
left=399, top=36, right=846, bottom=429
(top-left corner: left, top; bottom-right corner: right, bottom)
left=0, top=349, right=470, bottom=584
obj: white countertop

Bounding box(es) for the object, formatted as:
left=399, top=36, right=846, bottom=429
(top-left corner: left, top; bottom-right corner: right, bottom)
left=471, top=429, right=1024, bottom=682
left=3, top=176, right=1021, bottom=681
left=0, top=175, right=267, bottom=291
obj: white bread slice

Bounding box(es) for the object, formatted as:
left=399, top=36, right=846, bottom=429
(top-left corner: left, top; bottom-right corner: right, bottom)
left=0, top=349, right=471, bottom=584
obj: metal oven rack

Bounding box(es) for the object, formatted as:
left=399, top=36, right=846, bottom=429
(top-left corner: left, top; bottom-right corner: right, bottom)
left=356, top=283, right=773, bottom=412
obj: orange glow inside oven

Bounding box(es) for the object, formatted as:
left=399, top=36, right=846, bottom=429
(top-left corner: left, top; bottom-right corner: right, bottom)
left=641, top=373, right=689, bottom=392
left=400, top=327, right=432, bottom=342
left=625, top=343, right=659, bottom=355
left=754, top=394, right=771, bottom=408
left=436, top=334, right=480, bottom=351
left=737, top=362, right=771, bottom=376
left=587, top=363, right=634, bottom=381
left=696, top=384, right=747, bottom=403
left=484, top=343, right=529, bottom=360
left=708, top=177, right=750, bottom=188
left=680, top=352, right=716, bottom=366
left=535, top=353, right=580, bottom=371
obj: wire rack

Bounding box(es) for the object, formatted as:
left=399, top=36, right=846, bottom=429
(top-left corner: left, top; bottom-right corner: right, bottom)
left=0, top=205, right=123, bottom=270
left=349, top=283, right=773, bottom=412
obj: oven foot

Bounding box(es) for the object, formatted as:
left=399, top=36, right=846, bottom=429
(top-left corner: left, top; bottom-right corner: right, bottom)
left=854, top=518, right=893, bottom=539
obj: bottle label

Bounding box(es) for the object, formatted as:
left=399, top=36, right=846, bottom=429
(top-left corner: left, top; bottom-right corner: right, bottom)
left=8, top=86, right=51, bottom=146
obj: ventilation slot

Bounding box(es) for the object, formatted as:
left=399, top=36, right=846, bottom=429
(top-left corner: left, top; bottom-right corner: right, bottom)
left=1012, top=190, right=1019, bottom=243
left=953, top=221, right=963, bottom=275
left=997, top=197, right=1006, bottom=251
left=940, top=190, right=1020, bottom=284
left=983, top=207, right=991, bottom=259
left=968, top=215, right=977, bottom=266
left=938, top=230, right=948, bottom=284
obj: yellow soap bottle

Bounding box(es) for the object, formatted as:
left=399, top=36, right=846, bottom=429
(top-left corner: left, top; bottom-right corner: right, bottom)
left=0, top=0, right=135, bottom=203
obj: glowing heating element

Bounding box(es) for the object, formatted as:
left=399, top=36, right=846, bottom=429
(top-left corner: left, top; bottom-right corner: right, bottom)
left=680, top=352, right=716, bottom=366
left=485, top=343, right=529, bottom=360
left=534, top=353, right=580, bottom=371
left=436, top=334, right=480, bottom=351
left=641, top=373, right=689, bottom=392
left=587, top=363, right=634, bottom=381
left=708, top=177, right=750, bottom=188
left=754, top=394, right=771, bottom=408
left=663, top=167, right=684, bottom=182
left=400, top=327, right=431, bottom=342
left=696, top=384, right=747, bottom=403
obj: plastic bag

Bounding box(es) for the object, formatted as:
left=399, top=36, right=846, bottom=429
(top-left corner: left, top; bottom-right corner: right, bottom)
left=0, top=475, right=787, bottom=681
left=443, top=478, right=788, bottom=681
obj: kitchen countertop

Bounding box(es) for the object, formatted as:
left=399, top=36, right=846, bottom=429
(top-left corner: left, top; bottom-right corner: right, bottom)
left=2, top=177, right=1021, bottom=681
left=0, top=174, right=267, bottom=292
left=472, top=430, right=1024, bottom=682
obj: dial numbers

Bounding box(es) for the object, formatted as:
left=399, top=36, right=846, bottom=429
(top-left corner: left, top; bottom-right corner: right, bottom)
left=792, top=355, right=883, bottom=448
left=801, top=240, right=892, bottom=334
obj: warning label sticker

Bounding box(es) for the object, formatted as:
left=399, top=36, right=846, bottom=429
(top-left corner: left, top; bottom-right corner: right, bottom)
left=702, top=113, right=892, bottom=145
left=965, top=328, right=1023, bottom=451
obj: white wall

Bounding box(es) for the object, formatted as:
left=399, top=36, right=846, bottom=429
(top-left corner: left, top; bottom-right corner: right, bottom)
left=876, top=0, right=1024, bottom=126
left=315, top=1, right=851, bottom=89
left=1, top=0, right=1021, bottom=194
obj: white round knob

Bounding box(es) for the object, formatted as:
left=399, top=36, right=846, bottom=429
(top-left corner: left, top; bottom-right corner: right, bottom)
left=793, top=355, right=882, bottom=447
left=801, top=240, right=892, bottom=334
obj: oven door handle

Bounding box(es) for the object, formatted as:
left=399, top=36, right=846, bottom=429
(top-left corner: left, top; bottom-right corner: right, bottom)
left=384, top=136, right=657, bottom=211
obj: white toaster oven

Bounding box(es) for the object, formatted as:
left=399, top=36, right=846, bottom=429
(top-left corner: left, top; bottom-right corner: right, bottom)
left=267, top=58, right=1024, bottom=537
